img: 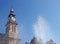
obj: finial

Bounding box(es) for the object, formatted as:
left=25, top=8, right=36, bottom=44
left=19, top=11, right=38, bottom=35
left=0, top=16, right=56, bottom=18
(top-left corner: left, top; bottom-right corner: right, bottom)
left=10, top=7, right=14, bottom=11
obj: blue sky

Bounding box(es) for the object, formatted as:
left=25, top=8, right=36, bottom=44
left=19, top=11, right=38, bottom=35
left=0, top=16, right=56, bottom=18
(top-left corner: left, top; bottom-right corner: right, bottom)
left=0, top=0, right=60, bottom=44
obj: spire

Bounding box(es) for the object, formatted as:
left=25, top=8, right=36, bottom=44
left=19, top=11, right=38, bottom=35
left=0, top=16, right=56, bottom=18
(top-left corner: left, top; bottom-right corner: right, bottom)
left=10, top=7, right=14, bottom=15
left=8, top=7, right=15, bottom=17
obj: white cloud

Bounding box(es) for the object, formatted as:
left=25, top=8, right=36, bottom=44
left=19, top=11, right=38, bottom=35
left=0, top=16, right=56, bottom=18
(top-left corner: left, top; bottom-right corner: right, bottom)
left=32, top=16, right=53, bottom=42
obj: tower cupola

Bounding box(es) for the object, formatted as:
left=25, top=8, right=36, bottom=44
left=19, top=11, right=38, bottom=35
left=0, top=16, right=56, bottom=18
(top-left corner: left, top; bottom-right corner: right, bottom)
left=8, top=8, right=16, bottom=22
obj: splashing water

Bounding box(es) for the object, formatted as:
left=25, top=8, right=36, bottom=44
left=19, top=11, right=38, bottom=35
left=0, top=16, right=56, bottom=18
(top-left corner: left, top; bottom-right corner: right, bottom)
left=33, top=16, right=53, bottom=43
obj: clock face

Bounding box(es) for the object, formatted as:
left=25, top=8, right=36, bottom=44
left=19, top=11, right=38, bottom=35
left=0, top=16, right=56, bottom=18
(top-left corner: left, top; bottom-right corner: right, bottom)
left=11, top=17, right=16, bottom=21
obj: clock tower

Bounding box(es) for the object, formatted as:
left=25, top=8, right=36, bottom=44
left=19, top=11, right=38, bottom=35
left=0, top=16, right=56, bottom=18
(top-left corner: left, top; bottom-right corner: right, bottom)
left=6, top=8, right=20, bottom=44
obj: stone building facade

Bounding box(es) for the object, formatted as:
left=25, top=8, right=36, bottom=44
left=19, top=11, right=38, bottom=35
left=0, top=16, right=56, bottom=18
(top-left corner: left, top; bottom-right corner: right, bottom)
left=0, top=8, right=20, bottom=44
